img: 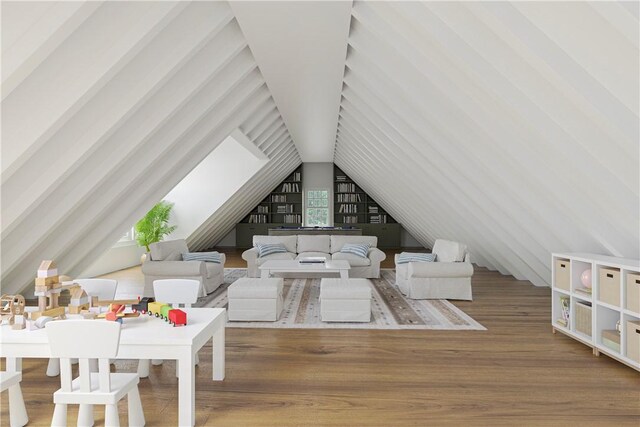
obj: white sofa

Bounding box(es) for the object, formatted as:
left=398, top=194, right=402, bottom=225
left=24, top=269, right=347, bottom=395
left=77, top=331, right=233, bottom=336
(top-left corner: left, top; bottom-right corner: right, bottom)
left=141, top=239, right=225, bottom=297
left=242, top=235, right=386, bottom=278
left=395, top=239, right=473, bottom=301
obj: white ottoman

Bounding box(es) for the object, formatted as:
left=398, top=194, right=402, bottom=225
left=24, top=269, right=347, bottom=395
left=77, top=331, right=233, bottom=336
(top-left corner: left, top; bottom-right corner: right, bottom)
left=228, top=278, right=284, bottom=321
left=320, top=279, right=372, bottom=322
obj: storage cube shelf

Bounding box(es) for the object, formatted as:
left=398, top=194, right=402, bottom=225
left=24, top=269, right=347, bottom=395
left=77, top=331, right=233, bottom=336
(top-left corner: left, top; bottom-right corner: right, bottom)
left=552, top=253, right=640, bottom=371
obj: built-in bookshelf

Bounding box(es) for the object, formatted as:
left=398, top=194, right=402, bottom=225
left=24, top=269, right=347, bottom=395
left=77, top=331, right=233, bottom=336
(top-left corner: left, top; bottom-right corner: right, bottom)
left=552, top=253, right=640, bottom=372
left=236, top=166, right=303, bottom=247
left=334, top=165, right=400, bottom=247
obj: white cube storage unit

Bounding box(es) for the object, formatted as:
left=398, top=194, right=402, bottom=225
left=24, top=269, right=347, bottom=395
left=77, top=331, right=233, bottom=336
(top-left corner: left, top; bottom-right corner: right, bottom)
left=320, top=279, right=372, bottom=322
left=227, top=278, right=284, bottom=321
left=552, top=253, right=640, bottom=371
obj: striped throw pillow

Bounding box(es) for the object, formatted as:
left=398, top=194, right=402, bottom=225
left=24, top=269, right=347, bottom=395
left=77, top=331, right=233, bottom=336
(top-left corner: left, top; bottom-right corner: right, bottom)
left=396, top=252, right=436, bottom=264
left=182, top=251, right=222, bottom=263
left=340, top=243, right=370, bottom=258
left=255, top=243, right=287, bottom=258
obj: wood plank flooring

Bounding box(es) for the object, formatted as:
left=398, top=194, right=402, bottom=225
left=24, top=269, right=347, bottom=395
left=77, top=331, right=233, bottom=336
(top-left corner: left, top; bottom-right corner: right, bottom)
left=3, top=249, right=638, bottom=426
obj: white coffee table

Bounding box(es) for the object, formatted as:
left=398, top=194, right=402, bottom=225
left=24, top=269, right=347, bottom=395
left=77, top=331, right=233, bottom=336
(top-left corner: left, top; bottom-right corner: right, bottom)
left=260, top=260, right=350, bottom=279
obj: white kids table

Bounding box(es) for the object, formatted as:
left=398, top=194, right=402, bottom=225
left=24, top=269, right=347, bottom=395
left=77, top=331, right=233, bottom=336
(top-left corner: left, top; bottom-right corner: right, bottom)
left=0, top=307, right=226, bottom=427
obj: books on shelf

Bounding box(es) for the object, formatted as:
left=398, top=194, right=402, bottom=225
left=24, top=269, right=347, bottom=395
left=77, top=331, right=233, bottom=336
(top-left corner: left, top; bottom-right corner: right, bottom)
left=557, top=295, right=570, bottom=327
left=248, top=214, right=267, bottom=223
left=336, top=193, right=361, bottom=203
left=283, top=214, right=301, bottom=223
left=281, top=182, right=299, bottom=193
left=290, top=171, right=301, bottom=181
left=337, top=183, right=356, bottom=193
left=368, top=206, right=379, bottom=214
left=336, top=175, right=347, bottom=181
left=338, top=204, right=358, bottom=214
left=275, top=204, right=295, bottom=213
left=272, top=195, right=287, bottom=203
left=370, top=214, right=387, bottom=224
left=574, top=287, right=592, bottom=296
left=343, top=215, right=358, bottom=224
left=256, top=205, right=269, bottom=213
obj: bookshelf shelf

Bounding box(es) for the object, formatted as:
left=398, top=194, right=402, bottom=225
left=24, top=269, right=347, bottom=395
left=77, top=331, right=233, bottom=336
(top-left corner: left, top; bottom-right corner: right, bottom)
left=333, top=165, right=401, bottom=248
left=236, top=166, right=303, bottom=246
left=552, top=253, right=640, bottom=371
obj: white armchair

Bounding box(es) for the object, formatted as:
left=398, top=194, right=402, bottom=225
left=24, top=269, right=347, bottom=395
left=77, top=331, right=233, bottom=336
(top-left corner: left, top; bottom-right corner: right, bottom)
left=395, top=239, right=473, bottom=300
left=141, top=239, right=225, bottom=297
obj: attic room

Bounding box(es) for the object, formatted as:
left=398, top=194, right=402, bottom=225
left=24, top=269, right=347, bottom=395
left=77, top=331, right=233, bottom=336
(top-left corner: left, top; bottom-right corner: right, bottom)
left=1, top=1, right=638, bottom=426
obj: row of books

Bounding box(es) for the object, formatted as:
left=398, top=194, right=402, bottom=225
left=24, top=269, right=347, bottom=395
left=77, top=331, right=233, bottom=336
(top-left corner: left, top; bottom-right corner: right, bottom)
left=557, top=295, right=570, bottom=327
left=343, top=216, right=359, bottom=224
left=336, top=193, right=362, bottom=203
left=256, top=206, right=269, bottom=213
left=276, top=204, right=296, bottom=213
left=247, top=214, right=268, bottom=224
left=336, top=183, right=356, bottom=193
left=288, top=172, right=301, bottom=181
left=336, top=175, right=347, bottom=181
left=370, top=214, right=388, bottom=224
left=272, top=195, right=287, bottom=203
left=338, top=204, right=358, bottom=213
left=282, top=214, right=301, bottom=223
left=281, top=183, right=300, bottom=193
left=368, top=206, right=379, bottom=213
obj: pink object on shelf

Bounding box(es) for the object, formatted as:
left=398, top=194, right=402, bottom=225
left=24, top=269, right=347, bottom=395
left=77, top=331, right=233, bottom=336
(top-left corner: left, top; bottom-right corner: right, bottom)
left=581, top=268, right=592, bottom=289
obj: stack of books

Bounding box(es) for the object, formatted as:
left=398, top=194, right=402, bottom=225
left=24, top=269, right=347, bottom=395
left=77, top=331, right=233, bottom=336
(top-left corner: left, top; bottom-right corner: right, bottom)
left=557, top=295, right=570, bottom=327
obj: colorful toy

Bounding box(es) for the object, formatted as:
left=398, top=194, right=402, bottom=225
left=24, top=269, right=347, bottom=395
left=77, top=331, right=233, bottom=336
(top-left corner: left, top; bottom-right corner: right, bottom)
left=160, top=305, right=172, bottom=321
left=132, top=297, right=155, bottom=314
left=1, top=294, right=26, bottom=327
left=148, top=301, right=168, bottom=318
left=168, top=309, right=187, bottom=327
left=67, top=286, right=90, bottom=314
left=97, top=303, right=140, bottom=324
left=32, top=260, right=66, bottom=320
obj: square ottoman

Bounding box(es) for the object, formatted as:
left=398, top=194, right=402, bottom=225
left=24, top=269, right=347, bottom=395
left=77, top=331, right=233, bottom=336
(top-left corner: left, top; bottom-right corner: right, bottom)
left=320, top=279, right=372, bottom=322
left=228, top=278, right=283, bottom=321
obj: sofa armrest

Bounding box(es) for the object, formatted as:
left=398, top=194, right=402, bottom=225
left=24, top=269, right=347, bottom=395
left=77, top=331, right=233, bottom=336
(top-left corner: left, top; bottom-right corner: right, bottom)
left=242, top=247, right=258, bottom=262
left=217, top=253, right=226, bottom=266
left=141, top=260, right=206, bottom=277
left=408, top=261, right=473, bottom=278
left=368, top=247, right=386, bottom=263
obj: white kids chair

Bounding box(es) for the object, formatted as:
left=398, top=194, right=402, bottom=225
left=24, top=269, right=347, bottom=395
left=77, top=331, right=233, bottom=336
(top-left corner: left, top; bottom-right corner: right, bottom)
left=137, top=279, right=200, bottom=379
left=0, top=370, right=29, bottom=426
left=46, top=320, right=145, bottom=427
left=46, top=279, right=119, bottom=377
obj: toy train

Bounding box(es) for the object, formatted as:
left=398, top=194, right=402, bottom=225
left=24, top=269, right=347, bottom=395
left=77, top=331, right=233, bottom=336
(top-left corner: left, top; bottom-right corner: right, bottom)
left=147, top=301, right=187, bottom=327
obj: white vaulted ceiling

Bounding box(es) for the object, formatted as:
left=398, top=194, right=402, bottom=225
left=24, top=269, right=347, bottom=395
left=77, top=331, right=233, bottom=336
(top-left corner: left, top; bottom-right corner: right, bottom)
left=2, top=1, right=638, bottom=293
left=1, top=1, right=300, bottom=294
left=334, top=1, right=639, bottom=286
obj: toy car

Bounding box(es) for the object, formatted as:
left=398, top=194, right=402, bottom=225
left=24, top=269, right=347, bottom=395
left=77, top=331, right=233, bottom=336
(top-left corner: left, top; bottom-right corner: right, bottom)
left=168, top=309, right=187, bottom=327
left=132, top=297, right=155, bottom=314
left=148, top=301, right=168, bottom=318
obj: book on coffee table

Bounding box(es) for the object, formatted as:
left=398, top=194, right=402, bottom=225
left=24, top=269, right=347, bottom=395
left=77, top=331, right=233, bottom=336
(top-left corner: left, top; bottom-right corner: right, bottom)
left=298, top=257, right=326, bottom=264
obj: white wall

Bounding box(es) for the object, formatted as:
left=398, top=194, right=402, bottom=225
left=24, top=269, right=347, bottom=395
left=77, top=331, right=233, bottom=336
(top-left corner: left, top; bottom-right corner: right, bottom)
left=302, top=162, right=334, bottom=225
left=165, top=130, right=268, bottom=241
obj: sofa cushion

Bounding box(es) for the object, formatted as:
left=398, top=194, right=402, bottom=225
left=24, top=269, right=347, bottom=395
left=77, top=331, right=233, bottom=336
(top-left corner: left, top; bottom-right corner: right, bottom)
left=396, top=252, right=436, bottom=264
left=332, top=252, right=371, bottom=267
left=255, top=243, right=287, bottom=258
left=330, top=235, right=377, bottom=253
left=432, top=239, right=466, bottom=262
left=340, top=243, right=370, bottom=258
left=256, top=252, right=297, bottom=266
left=297, top=235, right=330, bottom=254
left=164, top=251, right=183, bottom=261
left=150, top=239, right=189, bottom=261
left=182, top=251, right=222, bottom=263
left=253, top=235, right=297, bottom=253
left=296, top=252, right=331, bottom=261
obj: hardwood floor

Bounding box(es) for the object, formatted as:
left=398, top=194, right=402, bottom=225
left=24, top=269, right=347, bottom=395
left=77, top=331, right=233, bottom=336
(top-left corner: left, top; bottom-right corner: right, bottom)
left=3, top=249, right=638, bottom=426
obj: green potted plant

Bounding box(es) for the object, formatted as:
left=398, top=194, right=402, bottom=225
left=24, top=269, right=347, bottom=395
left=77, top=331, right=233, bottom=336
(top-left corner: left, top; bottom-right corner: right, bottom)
left=135, top=201, right=177, bottom=259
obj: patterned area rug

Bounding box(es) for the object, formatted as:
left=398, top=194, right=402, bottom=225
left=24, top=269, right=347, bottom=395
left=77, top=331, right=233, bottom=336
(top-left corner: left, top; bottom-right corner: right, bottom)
left=195, top=269, right=485, bottom=330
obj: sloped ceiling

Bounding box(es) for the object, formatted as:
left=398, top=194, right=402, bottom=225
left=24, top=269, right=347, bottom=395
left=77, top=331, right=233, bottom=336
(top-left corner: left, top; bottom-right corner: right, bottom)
left=1, top=1, right=300, bottom=294
left=334, top=1, right=639, bottom=286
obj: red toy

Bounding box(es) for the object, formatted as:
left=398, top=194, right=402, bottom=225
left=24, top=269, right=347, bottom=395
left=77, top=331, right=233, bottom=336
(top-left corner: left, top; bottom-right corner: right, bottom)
left=168, top=309, right=187, bottom=327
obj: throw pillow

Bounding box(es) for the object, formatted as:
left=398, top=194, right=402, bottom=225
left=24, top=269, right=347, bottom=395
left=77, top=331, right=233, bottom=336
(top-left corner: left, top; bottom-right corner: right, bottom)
left=340, top=243, right=370, bottom=258
left=255, top=243, right=287, bottom=258
left=396, top=252, right=436, bottom=264
left=182, top=251, right=222, bottom=263
left=164, top=251, right=183, bottom=261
